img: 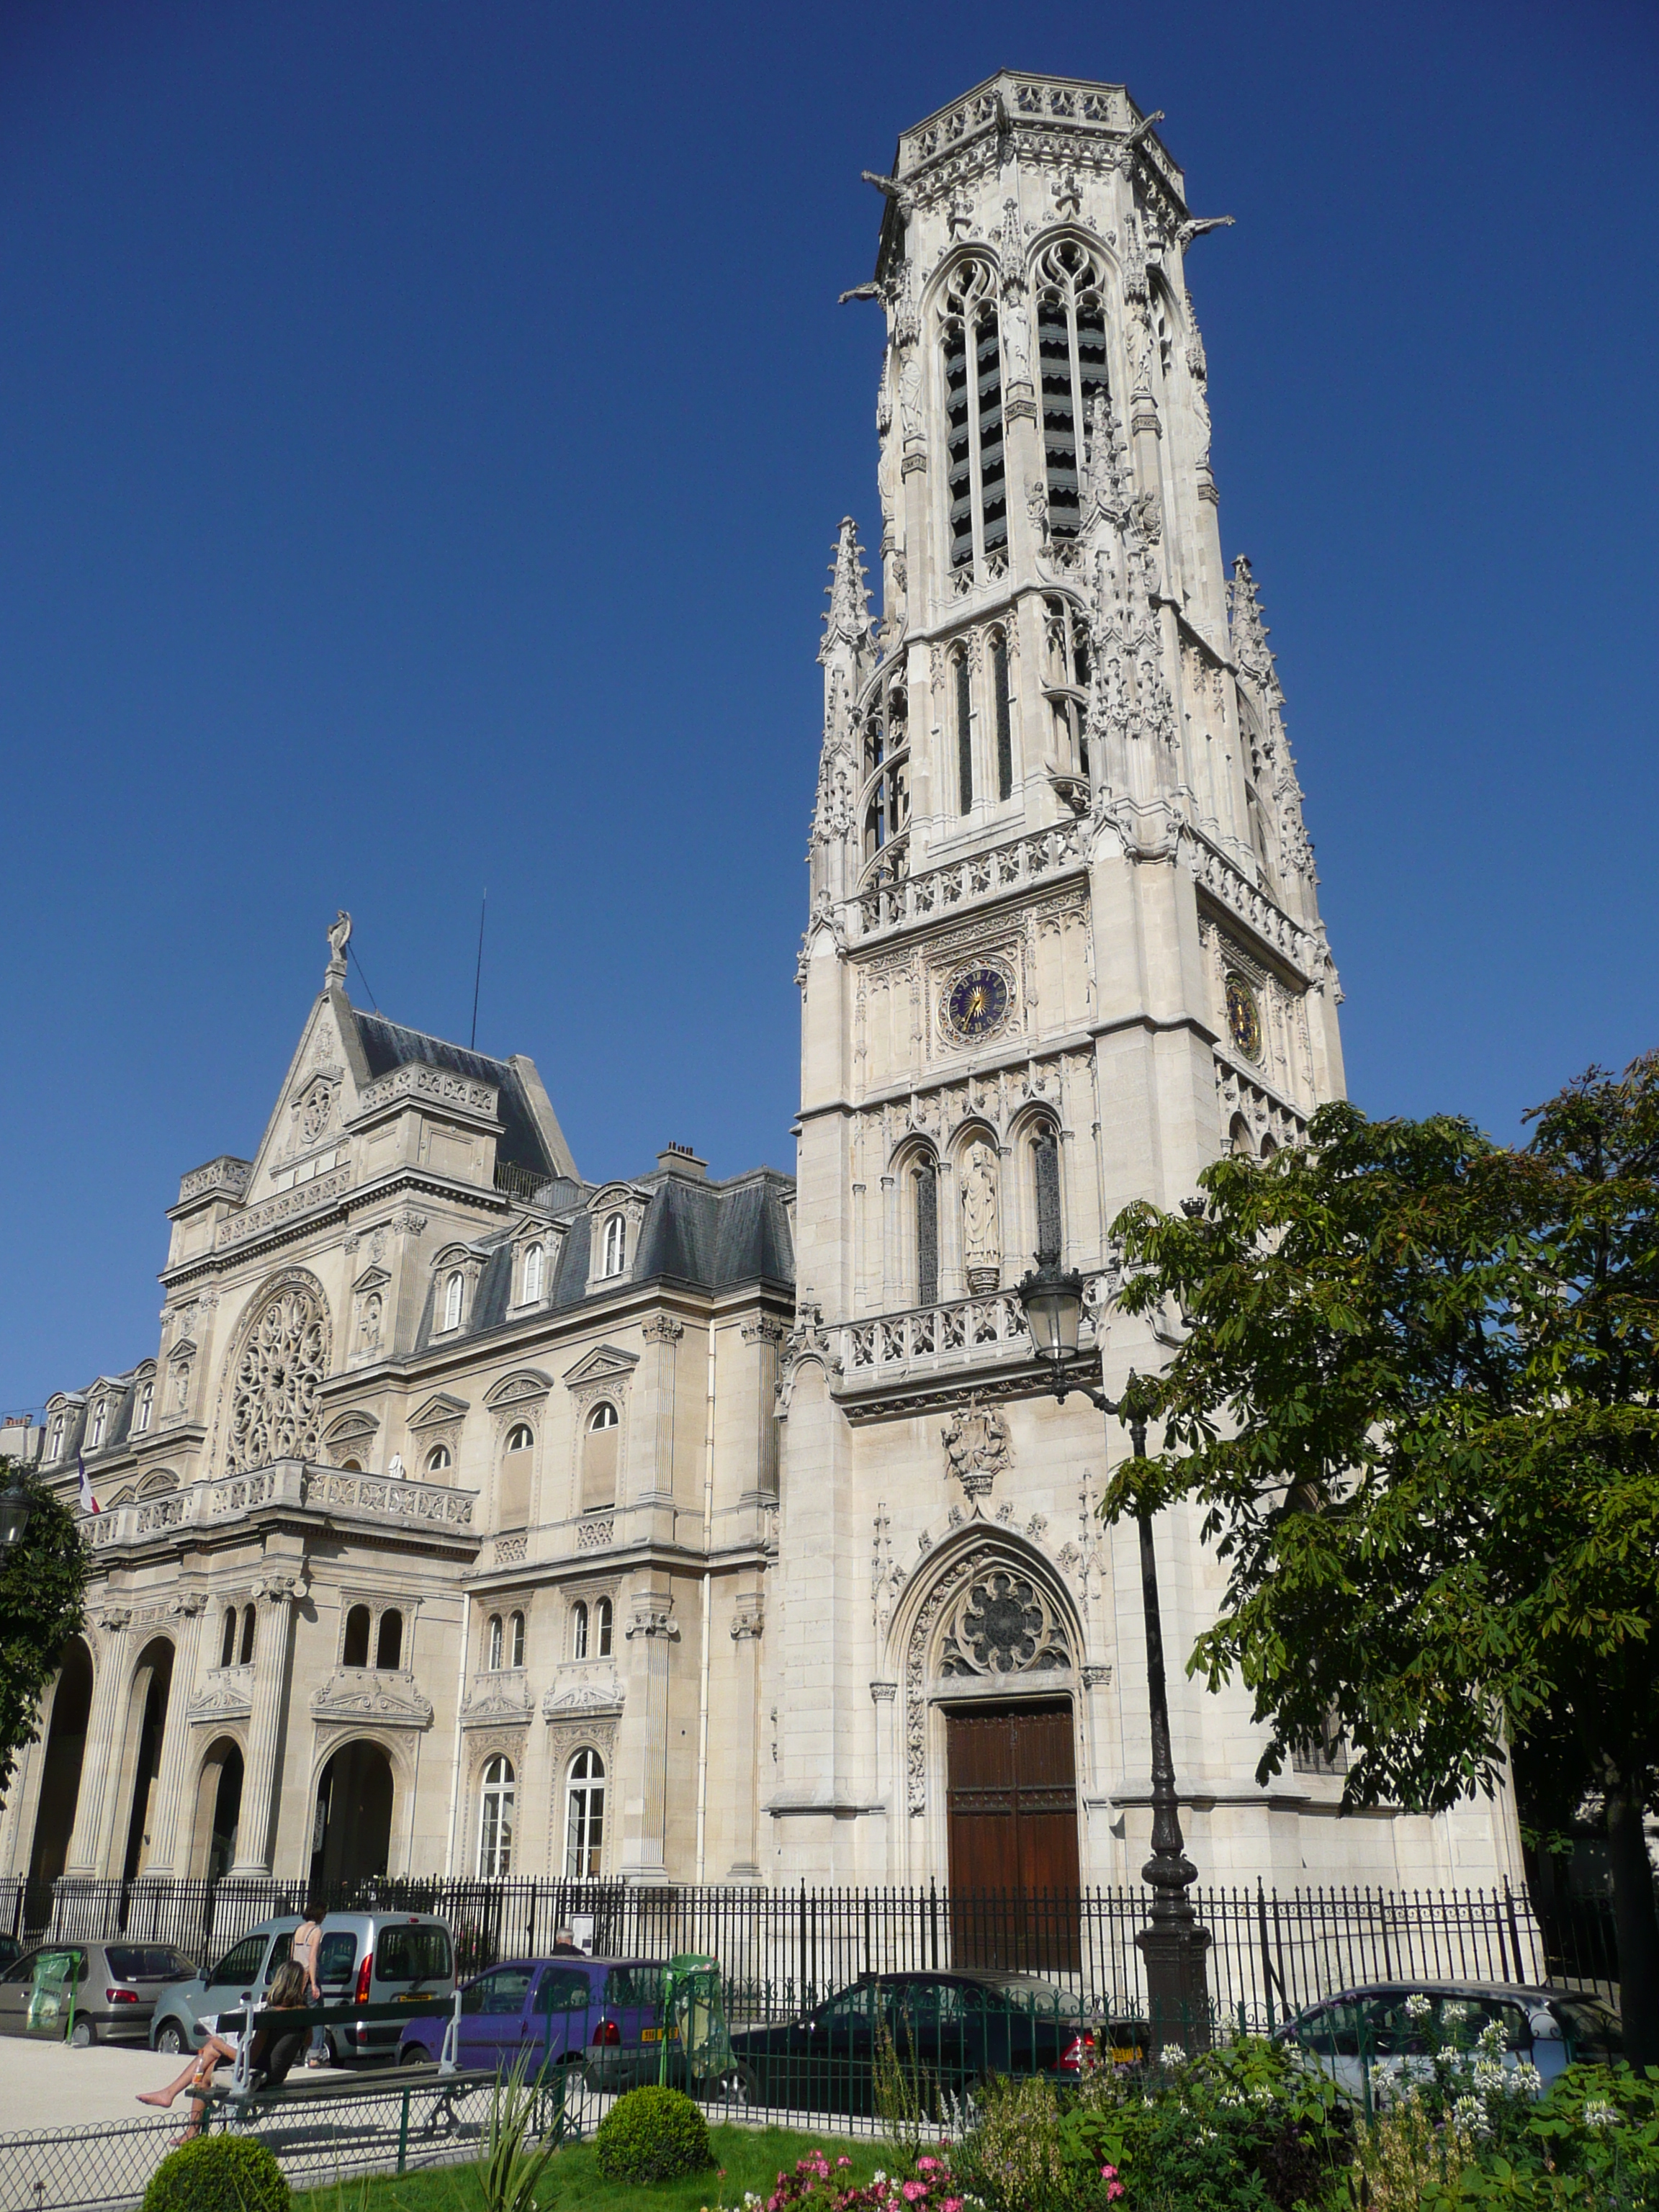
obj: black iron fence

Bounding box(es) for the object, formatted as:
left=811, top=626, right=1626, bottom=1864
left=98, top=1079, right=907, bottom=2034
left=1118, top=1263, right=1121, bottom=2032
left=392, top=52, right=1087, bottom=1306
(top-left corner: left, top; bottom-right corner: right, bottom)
left=0, top=1873, right=1624, bottom=2021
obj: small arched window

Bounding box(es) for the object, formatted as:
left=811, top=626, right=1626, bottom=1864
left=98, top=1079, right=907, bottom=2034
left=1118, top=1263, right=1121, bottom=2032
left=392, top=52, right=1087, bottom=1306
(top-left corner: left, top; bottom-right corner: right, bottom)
left=88, top=1400, right=106, bottom=1451
left=990, top=631, right=1013, bottom=802
left=509, top=1610, right=525, bottom=1668
left=953, top=651, right=973, bottom=814
left=487, top=1614, right=503, bottom=1671
left=940, top=258, right=1004, bottom=570
left=1230, top=1114, right=1254, bottom=1158
left=1033, top=1125, right=1063, bottom=1263
left=564, top=1748, right=605, bottom=1879
left=583, top=1401, right=619, bottom=1512
left=601, top=1215, right=626, bottom=1278
left=914, top=1159, right=939, bottom=1308
left=376, top=1609, right=403, bottom=1670
left=220, top=1605, right=238, bottom=1669
left=505, top=1423, right=533, bottom=1454
left=521, top=1244, right=544, bottom=1303
left=595, top=1596, right=613, bottom=1659
left=477, top=1755, right=514, bottom=1878
left=1042, top=596, right=1090, bottom=781
left=426, top=1444, right=452, bottom=1474
left=1034, top=238, right=1109, bottom=538
left=339, top=1457, right=363, bottom=1473
left=135, top=1382, right=153, bottom=1435
left=571, top=1600, right=590, bottom=1661
left=48, top=1414, right=64, bottom=1460
left=442, top=1272, right=464, bottom=1331
left=1259, top=1135, right=1280, bottom=1161
left=240, top=1604, right=258, bottom=1667
left=343, top=1604, right=371, bottom=1669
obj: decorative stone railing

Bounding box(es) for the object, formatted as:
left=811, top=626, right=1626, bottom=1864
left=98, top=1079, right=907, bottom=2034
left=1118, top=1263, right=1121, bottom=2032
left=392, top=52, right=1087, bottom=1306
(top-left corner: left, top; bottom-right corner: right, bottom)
left=176, top=1156, right=253, bottom=1207
left=855, top=823, right=1084, bottom=938
left=1185, top=837, right=1320, bottom=977
left=215, top=1164, right=354, bottom=1251
left=80, top=1460, right=478, bottom=1551
left=843, top=1278, right=1106, bottom=1382
left=575, top=1516, right=614, bottom=1552
left=355, top=1062, right=498, bottom=1123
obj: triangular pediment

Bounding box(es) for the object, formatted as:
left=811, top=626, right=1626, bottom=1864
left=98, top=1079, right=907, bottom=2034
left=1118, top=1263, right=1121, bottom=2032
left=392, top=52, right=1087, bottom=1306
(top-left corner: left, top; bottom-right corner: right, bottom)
left=352, top=1264, right=391, bottom=1294
left=241, top=977, right=372, bottom=1207
left=410, top=1391, right=470, bottom=1431
left=168, top=1338, right=198, bottom=1363
left=484, top=1370, right=554, bottom=1411
left=561, top=1344, right=639, bottom=1388
left=323, top=1411, right=379, bottom=1446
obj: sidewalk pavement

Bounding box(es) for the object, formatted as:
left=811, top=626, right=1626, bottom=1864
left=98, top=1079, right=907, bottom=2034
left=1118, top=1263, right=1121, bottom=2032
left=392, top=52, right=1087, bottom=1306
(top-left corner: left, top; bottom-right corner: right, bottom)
left=0, top=2036, right=192, bottom=2131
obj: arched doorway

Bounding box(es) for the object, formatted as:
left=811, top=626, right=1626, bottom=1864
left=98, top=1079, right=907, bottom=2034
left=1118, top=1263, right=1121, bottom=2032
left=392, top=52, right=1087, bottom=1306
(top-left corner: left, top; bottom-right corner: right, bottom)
left=120, top=1640, right=176, bottom=1880
left=28, top=1640, right=94, bottom=1914
left=192, top=1739, right=244, bottom=1878
left=310, top=1741, right=395, bottom=1888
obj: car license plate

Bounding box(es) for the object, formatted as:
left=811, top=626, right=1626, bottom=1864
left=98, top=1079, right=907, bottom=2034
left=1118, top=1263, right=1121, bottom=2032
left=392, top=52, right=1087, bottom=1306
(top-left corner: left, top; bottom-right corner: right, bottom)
left=640, top=2028, right=678, bottom=2042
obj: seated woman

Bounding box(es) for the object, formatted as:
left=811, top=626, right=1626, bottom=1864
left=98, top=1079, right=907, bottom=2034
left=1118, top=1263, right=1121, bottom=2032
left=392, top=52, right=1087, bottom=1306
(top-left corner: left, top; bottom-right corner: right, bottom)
left=138, top=1959, right=310, bottom=2141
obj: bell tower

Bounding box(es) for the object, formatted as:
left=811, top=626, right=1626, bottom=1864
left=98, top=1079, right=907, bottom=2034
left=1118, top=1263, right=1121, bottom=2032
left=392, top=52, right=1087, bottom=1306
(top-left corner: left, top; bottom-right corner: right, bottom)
left=774, top=73, right=1353, bottom=1889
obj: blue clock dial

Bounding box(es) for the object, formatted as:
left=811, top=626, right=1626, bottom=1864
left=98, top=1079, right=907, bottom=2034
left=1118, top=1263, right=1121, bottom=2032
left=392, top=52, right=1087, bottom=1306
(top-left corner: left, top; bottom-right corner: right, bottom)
left=945, top=966, right=1010, bottom=1041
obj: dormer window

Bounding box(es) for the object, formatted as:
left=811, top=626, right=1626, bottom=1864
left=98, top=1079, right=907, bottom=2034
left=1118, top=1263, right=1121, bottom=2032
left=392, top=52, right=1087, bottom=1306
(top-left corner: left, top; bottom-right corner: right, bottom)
left=48, top=1414, right=65, bottom=1460
left=521, top=1243, right=545, bottom=1304
left=601, top=1215, right=626, bottom=1278
left=89, top=1401, right=107, bottom=1452
left=135, top=1381, right=153, bottom=1434
left=442, top=1272, right=464, bottom=1331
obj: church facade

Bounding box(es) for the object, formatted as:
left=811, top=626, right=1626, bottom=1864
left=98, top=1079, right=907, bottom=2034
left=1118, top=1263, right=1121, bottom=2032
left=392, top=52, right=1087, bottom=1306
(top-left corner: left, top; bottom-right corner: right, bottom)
left=1, top=71, right=1524, bottom=1908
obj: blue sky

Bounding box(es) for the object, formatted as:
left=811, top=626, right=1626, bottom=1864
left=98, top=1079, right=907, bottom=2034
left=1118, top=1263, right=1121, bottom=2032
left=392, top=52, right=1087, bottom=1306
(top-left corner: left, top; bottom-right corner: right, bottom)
left=3, top=0, right=1655, bottom=1411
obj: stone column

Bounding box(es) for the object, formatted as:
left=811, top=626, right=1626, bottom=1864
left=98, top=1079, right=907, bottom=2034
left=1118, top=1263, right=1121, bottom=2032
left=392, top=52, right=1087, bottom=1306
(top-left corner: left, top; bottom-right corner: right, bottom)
left=138, top=1594, right=209, bottom=1877
left=727, top=1598, right=764, bottom=1878
left=65, top=1608, right=132, bottom=1875
left=618, top=1591, right=678, bottom=1882
left=229, top=1572, right=302, bottom=1879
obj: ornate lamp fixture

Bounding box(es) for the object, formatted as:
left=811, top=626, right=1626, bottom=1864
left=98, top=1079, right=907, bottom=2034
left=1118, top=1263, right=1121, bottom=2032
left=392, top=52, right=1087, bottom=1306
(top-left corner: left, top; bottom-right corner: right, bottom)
left=0, top=1464, right=36, bottom=1554
left=1015, top=1248, right=1212, bottom=2048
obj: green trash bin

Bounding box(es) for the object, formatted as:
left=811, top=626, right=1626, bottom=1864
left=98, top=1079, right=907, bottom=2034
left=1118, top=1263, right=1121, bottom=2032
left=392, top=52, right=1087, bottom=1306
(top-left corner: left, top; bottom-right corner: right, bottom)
left=659, top=1954, right=751, bottom=2110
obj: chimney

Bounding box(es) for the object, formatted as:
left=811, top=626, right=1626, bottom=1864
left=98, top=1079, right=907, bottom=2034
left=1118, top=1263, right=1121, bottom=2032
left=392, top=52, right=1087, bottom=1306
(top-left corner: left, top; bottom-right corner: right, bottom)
left=657, top=1142, right=706, bottom=1181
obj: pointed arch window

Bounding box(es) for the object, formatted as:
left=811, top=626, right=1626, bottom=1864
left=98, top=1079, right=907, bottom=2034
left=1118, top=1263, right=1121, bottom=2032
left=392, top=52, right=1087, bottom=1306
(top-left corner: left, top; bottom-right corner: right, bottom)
left=1042, top=595, right=1091, bottom=781
left=572, top=1599, right=589, bottom=1660
left=1033, top=1125, right=1063, bottom=1262
left=953, top=651, right=973, bottom=814
left=521, top=1244, right=544, bottom=1303
left=565, top=1749, right=605, bottom=1879
left=596, top=1596, right=613, bottom=1658
left=914, top=1160, right=939, bottom=1308
left=477, top=1755, right=514, bottom=1877
left=1035, top=240, right=1110, bottom=539
left=940, top=260, right=1004, bottom=571
left=442, top=1272, right=464, bottom=1331
left=989, top=630, right=1013, bottom=801
left=860, top=675, right=910, bottom=877
left=487, top=1614, right=504, bottom=1671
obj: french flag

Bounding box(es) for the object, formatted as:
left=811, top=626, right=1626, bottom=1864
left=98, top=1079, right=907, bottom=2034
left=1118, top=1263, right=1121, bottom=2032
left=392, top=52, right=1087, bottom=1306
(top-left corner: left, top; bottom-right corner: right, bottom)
left=78, top=1450, right=99, bottom=1516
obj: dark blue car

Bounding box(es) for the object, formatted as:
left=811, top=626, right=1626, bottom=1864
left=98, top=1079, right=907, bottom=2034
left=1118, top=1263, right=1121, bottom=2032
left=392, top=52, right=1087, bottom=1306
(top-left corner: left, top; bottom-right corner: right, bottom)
left=396, top=1956, right=674, bottom=2090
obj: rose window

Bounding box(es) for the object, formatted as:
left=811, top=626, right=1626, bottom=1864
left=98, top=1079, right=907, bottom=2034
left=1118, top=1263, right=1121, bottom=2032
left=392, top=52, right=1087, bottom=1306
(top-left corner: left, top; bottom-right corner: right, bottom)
left=227, top=1284, right=328, bottom=1471
left=939, top=1567, right=1070, bottom=1679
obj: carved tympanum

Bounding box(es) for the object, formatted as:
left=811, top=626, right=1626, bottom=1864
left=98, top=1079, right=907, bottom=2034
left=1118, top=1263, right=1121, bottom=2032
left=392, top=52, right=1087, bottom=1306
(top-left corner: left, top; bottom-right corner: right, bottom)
left=939, top=1568, right=1069, bottom=1679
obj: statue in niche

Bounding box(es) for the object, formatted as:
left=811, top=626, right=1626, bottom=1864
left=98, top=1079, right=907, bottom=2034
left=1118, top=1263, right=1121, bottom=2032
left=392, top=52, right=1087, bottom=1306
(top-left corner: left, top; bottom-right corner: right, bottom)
left=358, top=1292, right=382, bottom=1355
left=961, top=1142, right=1002, bottom=1292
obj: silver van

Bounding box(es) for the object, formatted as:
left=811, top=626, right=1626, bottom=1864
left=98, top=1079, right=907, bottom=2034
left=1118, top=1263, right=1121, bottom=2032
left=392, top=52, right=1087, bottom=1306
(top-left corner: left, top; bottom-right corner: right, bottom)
left=311, top=1910, right=455, bottom=2062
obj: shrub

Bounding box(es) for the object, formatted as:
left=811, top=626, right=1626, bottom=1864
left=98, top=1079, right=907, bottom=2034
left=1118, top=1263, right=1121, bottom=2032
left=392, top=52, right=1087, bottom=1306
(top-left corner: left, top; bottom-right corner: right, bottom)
left=142, top=2135, right=289, bottom=2212
left=593, top=2084, right=711, bottom=2183
left=952, top=2074, right=1092, bottom=2212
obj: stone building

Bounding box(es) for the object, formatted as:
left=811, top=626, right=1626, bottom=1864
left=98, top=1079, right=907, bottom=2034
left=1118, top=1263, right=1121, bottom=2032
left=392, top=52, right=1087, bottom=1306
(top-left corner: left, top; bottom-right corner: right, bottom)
left=1, top=71, right=1524, bottom=1906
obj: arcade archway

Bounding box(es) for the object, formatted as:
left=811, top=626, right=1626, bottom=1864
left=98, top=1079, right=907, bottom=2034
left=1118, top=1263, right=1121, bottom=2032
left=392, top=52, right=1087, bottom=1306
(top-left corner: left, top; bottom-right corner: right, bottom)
left=120, top=1640, right=175, bottom=1880
left=310, top=1740, right=395, bottom=1887
left=192, top=1738, right=244, bottom=1878
left=28, top=1639, right=94, bottom=1907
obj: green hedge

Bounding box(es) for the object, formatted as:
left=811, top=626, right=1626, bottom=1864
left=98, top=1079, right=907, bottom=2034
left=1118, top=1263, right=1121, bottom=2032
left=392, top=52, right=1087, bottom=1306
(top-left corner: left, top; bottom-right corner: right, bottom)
left=142, top=2136, right=289, bottom=2212
left=593, top=2085, right=712, bottom=2183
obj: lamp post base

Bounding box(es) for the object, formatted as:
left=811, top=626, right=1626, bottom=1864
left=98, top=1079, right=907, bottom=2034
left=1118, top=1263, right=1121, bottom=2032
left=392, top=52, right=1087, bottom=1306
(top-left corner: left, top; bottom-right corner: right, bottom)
left=1136, top=1918, right=1213, bottom=2055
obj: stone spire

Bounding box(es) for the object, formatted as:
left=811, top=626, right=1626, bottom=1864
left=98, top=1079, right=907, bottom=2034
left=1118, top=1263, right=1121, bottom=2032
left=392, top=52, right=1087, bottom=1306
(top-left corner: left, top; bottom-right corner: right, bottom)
left=1228, top=556, right=1278, bottom=700
left=819, top=517, right=871, bottom=664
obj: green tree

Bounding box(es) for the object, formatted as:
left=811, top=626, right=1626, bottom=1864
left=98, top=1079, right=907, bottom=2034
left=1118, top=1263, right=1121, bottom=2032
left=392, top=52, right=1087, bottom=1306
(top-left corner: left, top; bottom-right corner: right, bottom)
left=1104, top=1053, right=1659, bottom=2064
left=0, top=1461, right=90, bottom=1798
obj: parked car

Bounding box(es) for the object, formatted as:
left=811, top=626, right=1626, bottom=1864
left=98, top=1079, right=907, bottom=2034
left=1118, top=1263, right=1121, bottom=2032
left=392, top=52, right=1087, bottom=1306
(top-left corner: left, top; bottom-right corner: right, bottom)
left=395, top=1956, right=693, bottom=2092
left=148, top=1916, right=300, bottom=2054
left=0, top=1940, right=197, bottom=2047
left=0, top=1936, right=24, bottom=1973
left=727, top=1970, right=1098, bottom=2117
left=310, top=1911, right=455, bottom=2062
left=1275, top=1981, right=1624, bottom=2098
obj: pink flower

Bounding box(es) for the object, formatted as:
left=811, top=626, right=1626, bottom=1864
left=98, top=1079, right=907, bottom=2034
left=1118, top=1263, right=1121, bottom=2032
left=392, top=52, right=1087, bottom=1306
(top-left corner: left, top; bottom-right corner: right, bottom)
left=902, top=2185, right=927, bottom=2204
left=940, top=2200, right=963, bottom=2212
left=837, top=2159, right=853, bottom=2170
left=1107, top=2189, right=1124, bottom=2203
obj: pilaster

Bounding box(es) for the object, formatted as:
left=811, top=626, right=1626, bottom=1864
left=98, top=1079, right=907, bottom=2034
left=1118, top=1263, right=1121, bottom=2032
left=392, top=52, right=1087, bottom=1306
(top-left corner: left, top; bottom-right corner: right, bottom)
left=229, top=1570, right=302, bottom=1877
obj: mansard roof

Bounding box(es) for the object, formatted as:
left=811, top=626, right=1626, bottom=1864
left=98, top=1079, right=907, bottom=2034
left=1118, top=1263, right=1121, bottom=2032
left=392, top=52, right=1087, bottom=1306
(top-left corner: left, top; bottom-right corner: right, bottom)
left=349, top=1010, right=561, bottom=1177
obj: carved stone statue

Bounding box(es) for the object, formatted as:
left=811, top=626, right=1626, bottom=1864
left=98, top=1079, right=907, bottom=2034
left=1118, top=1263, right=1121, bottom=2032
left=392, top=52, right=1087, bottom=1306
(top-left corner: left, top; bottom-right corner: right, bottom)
left=941, top=1395, right=1012, bottom=1505
left=325, top=910, right=352, bottom=983
left=961, top=1142, right=1002, bottom=1290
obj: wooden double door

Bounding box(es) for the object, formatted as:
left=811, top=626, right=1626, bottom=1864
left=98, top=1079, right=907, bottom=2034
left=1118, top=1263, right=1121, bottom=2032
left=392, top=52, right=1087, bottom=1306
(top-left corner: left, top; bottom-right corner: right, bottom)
left=944, top=1700, right=1081, bottom=1972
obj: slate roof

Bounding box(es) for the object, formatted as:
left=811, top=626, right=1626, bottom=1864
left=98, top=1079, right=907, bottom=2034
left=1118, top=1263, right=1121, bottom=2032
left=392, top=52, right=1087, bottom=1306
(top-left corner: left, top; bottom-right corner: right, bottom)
left=351, top=1011, right=555, bottom=1175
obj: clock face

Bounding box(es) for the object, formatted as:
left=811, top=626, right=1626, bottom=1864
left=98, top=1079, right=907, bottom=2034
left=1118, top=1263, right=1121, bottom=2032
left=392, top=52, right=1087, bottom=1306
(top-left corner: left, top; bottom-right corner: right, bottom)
left=1226, top=974, right=1263, bottom=1062
left=945, top=964, right=1011, bottom=1043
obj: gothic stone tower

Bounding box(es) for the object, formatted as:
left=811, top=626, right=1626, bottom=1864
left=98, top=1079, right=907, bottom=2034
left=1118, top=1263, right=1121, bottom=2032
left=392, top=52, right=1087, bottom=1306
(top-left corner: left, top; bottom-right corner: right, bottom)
left=772, top=72, right=1522, bottom=1897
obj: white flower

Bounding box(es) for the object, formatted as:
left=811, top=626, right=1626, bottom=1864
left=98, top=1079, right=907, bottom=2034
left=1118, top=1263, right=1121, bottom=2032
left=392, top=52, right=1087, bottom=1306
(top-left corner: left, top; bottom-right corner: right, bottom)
left=1476, top=2019, right=1506, bottom=2056
left=1442, top=2000, right=1471, bottom=2025
left=1404, top=1993, right=1432, bottom=2021
left=1583, top=2099, right=1619, bottom=2131
left=1452, top=2095, right=1490, bottom=2138
left=1159, top=2043, right=1187, bottom=2069
left=1473, top=2059, right=1507, bottom=2094
left=1509, top=2062, right=1543, bottom=2100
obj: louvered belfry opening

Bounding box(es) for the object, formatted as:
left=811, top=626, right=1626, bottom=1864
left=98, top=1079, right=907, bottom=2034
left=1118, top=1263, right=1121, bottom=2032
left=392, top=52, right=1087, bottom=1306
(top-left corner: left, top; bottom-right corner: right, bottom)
left=943, top=260, right=1001, bottom=572
left=975, top=305, right=1006, bottom=554
left=1038, top=240, right=1110, bottom=539
left=914, top=1161, right=939, bottom=1305
left=945, top=1701, right=1082, bottom=1972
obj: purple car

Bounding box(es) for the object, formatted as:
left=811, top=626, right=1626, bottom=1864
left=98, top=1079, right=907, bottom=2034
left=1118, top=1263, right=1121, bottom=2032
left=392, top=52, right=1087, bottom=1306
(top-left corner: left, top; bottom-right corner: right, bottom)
left=397, top=1956, right=670, bottom=2089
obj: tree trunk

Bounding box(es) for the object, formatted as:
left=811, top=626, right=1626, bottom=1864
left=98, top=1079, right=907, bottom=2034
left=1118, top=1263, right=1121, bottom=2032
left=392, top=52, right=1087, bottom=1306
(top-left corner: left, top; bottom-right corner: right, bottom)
left=1606, top=1781, right=1659, bottom=2068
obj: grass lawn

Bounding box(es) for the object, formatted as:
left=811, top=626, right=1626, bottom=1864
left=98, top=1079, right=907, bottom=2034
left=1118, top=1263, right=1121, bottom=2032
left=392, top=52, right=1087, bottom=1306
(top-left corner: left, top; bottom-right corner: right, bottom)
left=290, top=2123, right=888, bottom=2212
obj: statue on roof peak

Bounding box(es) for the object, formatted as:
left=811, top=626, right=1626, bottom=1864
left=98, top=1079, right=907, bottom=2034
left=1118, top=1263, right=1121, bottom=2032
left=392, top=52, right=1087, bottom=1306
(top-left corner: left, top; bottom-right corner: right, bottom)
left=325, top=910, right=352, bottom=986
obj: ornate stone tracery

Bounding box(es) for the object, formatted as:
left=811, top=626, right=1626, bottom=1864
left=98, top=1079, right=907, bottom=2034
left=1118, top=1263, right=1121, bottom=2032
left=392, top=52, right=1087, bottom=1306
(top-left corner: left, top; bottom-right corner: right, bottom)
left=225, top=1276, right=330, bottom=1473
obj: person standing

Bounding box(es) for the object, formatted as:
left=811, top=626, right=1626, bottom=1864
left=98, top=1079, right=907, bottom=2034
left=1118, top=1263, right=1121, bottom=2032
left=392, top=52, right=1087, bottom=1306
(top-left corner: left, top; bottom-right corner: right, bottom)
left=292, top=1889, right=330, bottom=2068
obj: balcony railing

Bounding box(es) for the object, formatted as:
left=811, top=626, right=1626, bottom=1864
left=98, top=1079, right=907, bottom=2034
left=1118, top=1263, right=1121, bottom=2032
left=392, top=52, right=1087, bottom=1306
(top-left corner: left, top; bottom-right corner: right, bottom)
left=83, top=1461, right=479, bottom=1550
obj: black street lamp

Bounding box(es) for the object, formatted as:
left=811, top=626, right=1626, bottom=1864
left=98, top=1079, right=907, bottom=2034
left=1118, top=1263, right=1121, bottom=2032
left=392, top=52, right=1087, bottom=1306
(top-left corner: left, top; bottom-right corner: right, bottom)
left=0, top=1463, right=36, bottom=1555
left=1015, top=1251, right=1212, bottom=2049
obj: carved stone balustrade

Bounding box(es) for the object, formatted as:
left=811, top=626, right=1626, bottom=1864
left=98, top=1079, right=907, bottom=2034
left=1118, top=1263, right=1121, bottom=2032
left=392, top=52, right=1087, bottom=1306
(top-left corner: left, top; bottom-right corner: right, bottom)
left=855, top=824, right=1084, bottom=940
left=1185, top=835, right=1320, bottom=979
left=842, top=1277, right=1106, bottom=1388
left=77, top=1460, right=480, bottom=1556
